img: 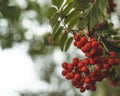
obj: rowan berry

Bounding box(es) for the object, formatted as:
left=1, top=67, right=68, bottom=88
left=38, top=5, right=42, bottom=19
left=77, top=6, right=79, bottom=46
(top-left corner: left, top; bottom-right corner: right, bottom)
left=80, top=87, right=85, bottom=92
left=61, top=69, right=68, bottom=76
left=72, top=57, right=79, bottom=66
left=62, top=62, right=68, bottom=69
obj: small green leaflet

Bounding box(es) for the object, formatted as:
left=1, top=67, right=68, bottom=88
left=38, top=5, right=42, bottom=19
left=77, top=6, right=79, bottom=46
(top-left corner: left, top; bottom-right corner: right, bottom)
left=65, top=37, right=73, bottom=51
left=52, top=0, right=64, bottom=9
left=60, top=32, right=68, bottom=51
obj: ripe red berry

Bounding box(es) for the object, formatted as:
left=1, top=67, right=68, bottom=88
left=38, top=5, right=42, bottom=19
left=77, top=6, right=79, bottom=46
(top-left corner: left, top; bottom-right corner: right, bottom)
left=90, top=38, right=96, bottom=42
left=78, top=62, right=84, bottom=68
left=91, top=41, right=99, bottom=48
left=72, top=57, right=79, bottom=66
left=67, top=64, right=74, bottom=71
left=74, top=73, right=81, bottom=80
left=77, top=41, right=83, bottom=48
left=73, top=41, right=78, bottom=46
left=80, top=87, right=85, bottom=92
left=74, top=35, right=80, bottom=41
left=89, top=72, right=96, bottom=77
left=90, top=59, right=95, bottom=65
left=109, top=51, right=116, bottom=58
left=61, top=70, right=68, bottom=76
left=80, top=36, right=88, bottom=45
left=103, top=64, right=110, bottom=69
left=85, top=77, right=91, bottom=84
left=83, top=58, right=90, bottom=65
left=81, top=66, right=88, bottom=73
left=65, top=73, right=71, bottom=80
left=62, top=62, right=68, bottom=69
left=108, top=58, right=115, bottom=65
left=69, top=72, right=75, bottom=78
left=85, top=53, right=93, bottom=58
left=84, top=42, right=92, bottom=51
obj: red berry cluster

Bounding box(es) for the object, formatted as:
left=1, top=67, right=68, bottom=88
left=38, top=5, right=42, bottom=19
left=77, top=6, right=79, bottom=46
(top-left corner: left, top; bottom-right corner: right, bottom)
left=61, top=35, right=119, bottom=93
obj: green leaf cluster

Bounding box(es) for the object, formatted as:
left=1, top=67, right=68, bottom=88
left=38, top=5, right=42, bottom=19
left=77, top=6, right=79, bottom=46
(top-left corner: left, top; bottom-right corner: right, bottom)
left=49, top=0, right=76, bottom=51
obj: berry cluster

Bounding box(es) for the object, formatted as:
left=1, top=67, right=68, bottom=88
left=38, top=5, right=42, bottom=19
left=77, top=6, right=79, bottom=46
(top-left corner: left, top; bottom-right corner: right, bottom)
left=61, top=35, right=119, bottom=93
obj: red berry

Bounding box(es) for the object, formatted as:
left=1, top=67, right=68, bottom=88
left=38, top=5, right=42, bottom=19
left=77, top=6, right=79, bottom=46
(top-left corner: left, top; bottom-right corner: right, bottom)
left=65, top=73, right=71, bottom=80
left=89, top=72, right=96, bottom=77
left=61, top=69, right=68, bottom=76
left=85, top=53, right=93, bottom=58
left=80, top=36, right=88, bottom=45
left=85, top=77, right=91, bottom=84
left=91, top=41, right=99, bottom=48
left=109, top=51, right=116, bottom=58
left=80, top=87, right=85, bottom=92
left=97, top=46, right=103, bottom=56
left=103, top=64, right=110, bottom=69
left=90, top=59, right=95, bottom=65
left=74, top=35, right=80, bottom=41
left=90, top=38, right=96, bottom=42
left=74, top=73, right=81, bottom=80
left=84, top=42, right=92, bottom=51
left=81, top=66, right=88, bottom=73
left=69, top=72, right=75, bottom=78
left=90, top=49, right=97, bottom=56
left=67, top=64, right=74, bottom=71
left=72, top=57, right=79, bottom=66
left=77, top=41, right=83, bottom=49
left=83, top=58, right=90, bottom=65
left=78, top=61, right=84, bottom=68
left=62, top=62, right=68, bottom=69
left=73, top=41, right=78, bottom=46
left=108, top=58, right=115, bottom=65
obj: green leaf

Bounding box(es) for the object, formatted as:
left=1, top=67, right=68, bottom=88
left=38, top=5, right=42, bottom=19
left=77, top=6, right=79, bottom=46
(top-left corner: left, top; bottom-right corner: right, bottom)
left=61, top=2, right=74, bottom=16
left=65, top=0, right=73, bottom=5
left=65, top=37, right=73, bottom=51
left=48, top=7, right=57, bottom=18
left=73, top=0, right=91, bottom=11
left=53, top=26, right=63, bottom=41
left=68, top=18, right=79, bottom=29
left=52, top=0, right=64, bottom=8
left=60, top=32, right=68, bottom=51
left=64, top=10, right=80, bottom=24
left=49, top=13, right=59, bottom=27
left=88, top=0, right=108, bottom=31
left=53, top=21, right=60, bottom=34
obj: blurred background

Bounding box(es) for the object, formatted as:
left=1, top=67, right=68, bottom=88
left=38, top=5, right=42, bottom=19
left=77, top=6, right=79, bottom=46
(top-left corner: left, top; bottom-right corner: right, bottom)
left=0, top=0, right=120, bottom=96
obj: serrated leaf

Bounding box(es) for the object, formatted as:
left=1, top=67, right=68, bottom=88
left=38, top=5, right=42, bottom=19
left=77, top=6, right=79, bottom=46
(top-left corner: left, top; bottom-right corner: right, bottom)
left=60, top=32, right=68, bottom=51
left=65, top=37, right=73, bottom=51
left=48, top=7, right=57, bottom=18
left=52, top=0, right=64, bottom=9
left=64, top=10, right=80, bottom=24
left=53, top=26, right=63, bottom=41
left=49, top=13, right=59, bottom=27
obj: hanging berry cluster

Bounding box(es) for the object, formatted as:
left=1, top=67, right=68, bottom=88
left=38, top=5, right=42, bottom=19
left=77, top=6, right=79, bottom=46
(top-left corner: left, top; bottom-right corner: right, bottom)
left=61, top=34, right=119, bottom=93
